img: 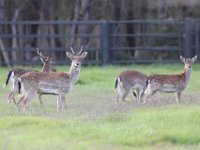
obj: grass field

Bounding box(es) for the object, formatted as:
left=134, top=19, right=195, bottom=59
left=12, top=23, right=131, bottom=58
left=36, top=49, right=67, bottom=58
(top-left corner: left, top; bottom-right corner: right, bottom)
left=0, top=64, right=199, bottom=150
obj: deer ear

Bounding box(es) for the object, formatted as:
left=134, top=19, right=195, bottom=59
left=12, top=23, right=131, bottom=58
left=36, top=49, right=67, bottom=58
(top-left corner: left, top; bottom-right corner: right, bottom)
left=192, top=55, right=197, bottom=63
left=81, top=52, right=88, bottom=58
left=39, top=51, right=43, bottom=56
left=180, top=56, right=185, bottom=63
left=66, top=52, right=73, bottom=59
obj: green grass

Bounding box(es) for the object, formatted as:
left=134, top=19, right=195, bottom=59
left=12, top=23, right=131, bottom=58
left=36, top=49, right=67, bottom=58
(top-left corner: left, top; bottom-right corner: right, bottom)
left=0, top=64, right=200, bottom=149
left=0, top=106, right=199, bottom=150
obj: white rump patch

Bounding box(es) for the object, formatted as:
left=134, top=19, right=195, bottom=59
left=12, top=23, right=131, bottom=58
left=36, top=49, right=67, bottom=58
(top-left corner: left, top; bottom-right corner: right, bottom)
left=117, top=78, right=125, bottom=96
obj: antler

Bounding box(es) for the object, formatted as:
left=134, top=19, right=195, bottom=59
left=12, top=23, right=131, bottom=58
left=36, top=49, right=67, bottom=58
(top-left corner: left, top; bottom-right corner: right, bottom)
left=36, top=48, right=43, bottom=57
left=70, top=47, right=75, bottom=55
left=78, top=45, right=83, bottom=55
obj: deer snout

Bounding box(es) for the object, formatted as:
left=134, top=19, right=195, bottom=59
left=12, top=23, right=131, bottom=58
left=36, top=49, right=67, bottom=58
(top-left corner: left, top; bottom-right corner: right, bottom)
left=74, top=62, right=80, bottom=67
left=186, top=64, right=192, bottom=69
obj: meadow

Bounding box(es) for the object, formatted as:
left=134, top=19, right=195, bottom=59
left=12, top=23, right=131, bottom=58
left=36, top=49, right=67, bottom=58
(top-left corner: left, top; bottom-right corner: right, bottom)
left=0, top=64, right=199, bottom=150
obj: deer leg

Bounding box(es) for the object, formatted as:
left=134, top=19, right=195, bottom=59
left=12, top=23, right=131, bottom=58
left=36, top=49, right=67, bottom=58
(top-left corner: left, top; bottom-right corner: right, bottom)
left=138, top=89, right=145, bottom=103
left=121, top=90, right=130, bottom=102
left=116, top=92, right=125, bottom=103
left=115, top=94, right=120, bottom=104
left=12, top=97, right=16, bottom=105
left=16, top=95, right=27, bottom=111
left=8, top=80, right=19, bottom=103
left=143, top=83, right=160, bottom=104
left=56, top=96, right=62, bottom=111
left=38, top=93, right=43, bottom=105
left=24, top=91, right=36, bottom=105
left=7, top=89, right=18, bottom=103
left=116, top=83, right=125, bottom=103
left=175, top=92, right=182, bottom=104
left=139, top=86, right=146, bottom=103
left=143, top=90, right=158, bottom=104
left=60, top=96, right=67, bottom=110
left=122, top=87, right=130, bottom=102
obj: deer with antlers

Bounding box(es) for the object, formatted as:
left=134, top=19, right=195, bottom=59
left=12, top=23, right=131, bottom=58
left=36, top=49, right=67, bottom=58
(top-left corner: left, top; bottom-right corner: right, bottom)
left=5, top=49, right=56, bottom=105
left=142, top=55, right=197, bottom=104
left=16, top=46, right=87, bottom=111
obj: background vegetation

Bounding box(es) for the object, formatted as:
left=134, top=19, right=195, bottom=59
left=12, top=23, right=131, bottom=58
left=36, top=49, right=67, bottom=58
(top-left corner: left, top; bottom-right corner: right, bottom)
left=0, top=0, right=200, bottom=65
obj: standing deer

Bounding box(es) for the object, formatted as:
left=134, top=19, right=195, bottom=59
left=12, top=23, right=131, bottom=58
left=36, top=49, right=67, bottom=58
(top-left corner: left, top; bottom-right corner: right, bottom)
left=115, top=70, right=147, bottom=103
left=16, top=46, right=87, bottom=111
left=5, top=49, right=56, bottom=105
left=143, top=55, right=197, bottom=104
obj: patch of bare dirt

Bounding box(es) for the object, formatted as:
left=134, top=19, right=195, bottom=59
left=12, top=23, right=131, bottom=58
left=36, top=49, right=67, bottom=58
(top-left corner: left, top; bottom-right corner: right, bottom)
left=1, top=88, right=199, bottom=120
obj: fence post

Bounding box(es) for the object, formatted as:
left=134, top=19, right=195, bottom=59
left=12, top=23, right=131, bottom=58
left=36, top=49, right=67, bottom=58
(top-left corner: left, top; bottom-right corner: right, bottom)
left=194, top=21, right=199, bottom=58
left=101, top=20, right=114, bottom=64
left=101, top=20, right=109, bottom=65
left=183, top=18, right=195, bottom=58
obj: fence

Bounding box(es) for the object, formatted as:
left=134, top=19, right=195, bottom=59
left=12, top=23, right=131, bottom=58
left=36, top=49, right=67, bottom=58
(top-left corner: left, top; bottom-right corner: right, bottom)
left=0, top=19, right=199, bottom=66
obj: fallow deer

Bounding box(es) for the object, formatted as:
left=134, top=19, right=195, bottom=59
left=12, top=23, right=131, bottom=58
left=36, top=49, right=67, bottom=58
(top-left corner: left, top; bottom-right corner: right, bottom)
left=115, top=70, right=148, bottom=103
left=16, top=46, right=87, bottom=111
left=143, top=55, right=197, bottom=104
left=5, top=49, right=56, bottom=104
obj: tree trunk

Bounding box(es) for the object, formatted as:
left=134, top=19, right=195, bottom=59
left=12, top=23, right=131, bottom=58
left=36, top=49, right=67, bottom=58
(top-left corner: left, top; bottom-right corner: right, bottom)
left=0, top=37, right=10, bottom=66
left=79, top=0, right=92, bottom=46
left=38, top=11, right=49, bottom=48
left=0, top=0, right=10, bottom=66
left=49, top=11, right=56, bottom=60
left=132, top=0, right=151, bottom=60
left=24, top=25, right=31, bottom=61
left=11, top=8, right=20, bottom=63
left=70, top=0, right=80, bottom=46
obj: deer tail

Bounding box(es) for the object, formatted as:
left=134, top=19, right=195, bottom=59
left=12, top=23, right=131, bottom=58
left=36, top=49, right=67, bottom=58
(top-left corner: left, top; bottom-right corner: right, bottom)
left=115, top=77, right=119, bottom=89
left=18, top=79, right=21, bottom=94
left=4, top=70, right=14, bottom=87
left=141, top=76, right=151, bottom=95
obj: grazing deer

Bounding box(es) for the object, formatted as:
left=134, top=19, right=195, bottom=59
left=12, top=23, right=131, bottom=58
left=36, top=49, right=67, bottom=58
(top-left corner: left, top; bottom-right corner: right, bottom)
left=115, top=70, right=148, bottom=103
left=16, top=46, right=87, bottom=111
left=5, top=49, right=56, bottom=105
left=143, top=55, right=197, bottom=104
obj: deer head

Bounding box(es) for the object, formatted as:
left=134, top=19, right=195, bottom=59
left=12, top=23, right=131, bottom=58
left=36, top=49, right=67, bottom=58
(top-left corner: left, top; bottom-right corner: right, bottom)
left=36, top=48, right=56, bottom=72
left=180, top=55, right=197, bottom=69
left=36, top=48, right=55, bottom=65
left=66, top=46, right=88, bottom=68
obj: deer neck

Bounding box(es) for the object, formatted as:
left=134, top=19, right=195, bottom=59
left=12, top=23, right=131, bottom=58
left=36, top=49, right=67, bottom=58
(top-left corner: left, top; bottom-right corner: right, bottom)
left=183, top=66, right=192, bottom=85
left=41, top=63, right=50, bottom=72
left=68, top=64, right=81, bottom=84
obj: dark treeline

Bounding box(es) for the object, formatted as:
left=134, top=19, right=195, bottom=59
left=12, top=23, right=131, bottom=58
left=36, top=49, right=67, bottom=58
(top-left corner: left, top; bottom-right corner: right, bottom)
left=2, top=0, right=199, bottom=20
left=0, top=0, right=200, bottom=65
